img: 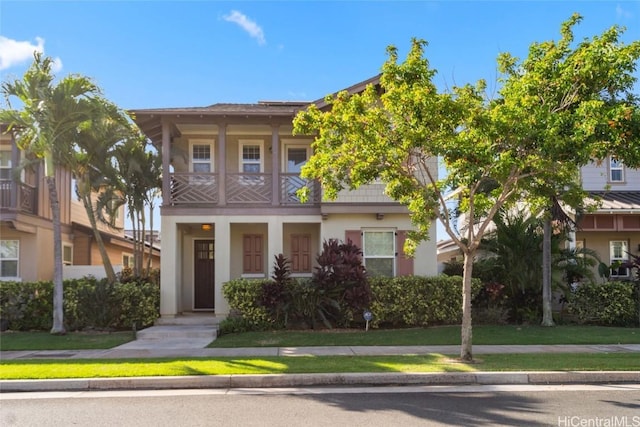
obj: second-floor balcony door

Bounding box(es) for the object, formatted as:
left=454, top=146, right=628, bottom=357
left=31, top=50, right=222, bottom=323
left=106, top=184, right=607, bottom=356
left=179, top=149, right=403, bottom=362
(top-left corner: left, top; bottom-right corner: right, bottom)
left=283, top=145, right=309, bottom=203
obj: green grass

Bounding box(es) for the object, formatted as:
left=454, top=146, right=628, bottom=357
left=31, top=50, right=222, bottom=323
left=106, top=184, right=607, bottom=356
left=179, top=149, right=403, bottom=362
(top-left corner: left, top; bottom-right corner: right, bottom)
left=210, top=325, right=640, bottom=348
left=1, top=353, right=639, bottom=380
left=0, top=331, right=135, bottom=351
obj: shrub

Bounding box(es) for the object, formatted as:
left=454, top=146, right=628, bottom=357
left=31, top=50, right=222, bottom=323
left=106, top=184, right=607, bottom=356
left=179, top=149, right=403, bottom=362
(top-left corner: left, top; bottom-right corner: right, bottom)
left=368, top=275, right=483, bottom=327
left=222, top=278, right=275, bottom=330
left=568, top=281, right=639, bottom=326
left=0, top=278, right=159, bottom=331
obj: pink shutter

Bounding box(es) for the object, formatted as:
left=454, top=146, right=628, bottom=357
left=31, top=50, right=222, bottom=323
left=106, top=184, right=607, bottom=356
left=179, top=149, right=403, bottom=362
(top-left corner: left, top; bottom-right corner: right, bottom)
left=345, top=229, right=362, bottom=248
left=396, top=231, right=414, bottom=276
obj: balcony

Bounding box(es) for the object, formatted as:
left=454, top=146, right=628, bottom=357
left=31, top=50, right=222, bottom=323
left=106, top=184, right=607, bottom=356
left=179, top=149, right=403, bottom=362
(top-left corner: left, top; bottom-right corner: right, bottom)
left=168, top=173, right=320, bottom=207
left=0, top=180, right=37, bottom=215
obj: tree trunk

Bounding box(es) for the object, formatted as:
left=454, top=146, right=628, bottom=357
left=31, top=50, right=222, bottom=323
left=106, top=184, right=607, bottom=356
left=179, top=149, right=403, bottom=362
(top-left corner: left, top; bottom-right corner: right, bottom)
left=460, top=250, right=474, bottom=361
left=46, top=176, right=66, bottom=335
left=80, top=193, right=117, bottom=283
left=541, top=218, right=555, bottom=326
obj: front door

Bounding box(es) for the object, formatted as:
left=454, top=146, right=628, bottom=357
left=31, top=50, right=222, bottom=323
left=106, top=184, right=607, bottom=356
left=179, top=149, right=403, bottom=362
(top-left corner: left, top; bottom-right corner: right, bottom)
left=194, top=240, right=214, bottom=310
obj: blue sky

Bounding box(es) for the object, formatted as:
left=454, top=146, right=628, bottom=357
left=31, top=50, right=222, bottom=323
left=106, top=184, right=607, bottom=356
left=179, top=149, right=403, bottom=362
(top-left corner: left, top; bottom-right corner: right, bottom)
left=2, top=1, right=638, bottom=110
left=1, top=1, right=638, bottom=235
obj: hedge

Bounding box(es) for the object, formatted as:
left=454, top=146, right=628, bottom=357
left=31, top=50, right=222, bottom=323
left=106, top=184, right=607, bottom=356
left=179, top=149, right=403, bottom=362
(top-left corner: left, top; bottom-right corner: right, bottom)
left=0, top=277, right=160, bottom=331
left=221, top=275, right=483, bottom=333
left=568, top=281, right=640, bottom=326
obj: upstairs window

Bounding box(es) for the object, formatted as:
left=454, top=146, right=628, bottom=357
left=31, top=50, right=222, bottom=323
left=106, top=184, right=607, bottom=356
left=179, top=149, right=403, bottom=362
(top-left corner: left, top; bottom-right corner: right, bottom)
left=609, top=158, right=624, bottom=183
left=190, top=141, right=214, bottom=173
left=0, top=151, right=11, bottom=180
left=239, top=141, right=263, bottom=174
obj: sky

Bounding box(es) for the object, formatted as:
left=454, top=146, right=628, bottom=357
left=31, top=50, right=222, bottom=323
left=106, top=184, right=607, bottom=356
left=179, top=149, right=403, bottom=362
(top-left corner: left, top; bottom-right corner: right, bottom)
left=1, top=0, right=638, bottom=235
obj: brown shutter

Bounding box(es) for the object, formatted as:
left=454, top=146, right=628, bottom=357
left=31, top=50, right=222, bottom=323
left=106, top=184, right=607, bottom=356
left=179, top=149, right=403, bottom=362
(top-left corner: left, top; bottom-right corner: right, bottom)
left=291, top=234, right=312, bottom=273
left=396, top=230, right=414, bottom=276
left=243, top=234, right=264, bottom=274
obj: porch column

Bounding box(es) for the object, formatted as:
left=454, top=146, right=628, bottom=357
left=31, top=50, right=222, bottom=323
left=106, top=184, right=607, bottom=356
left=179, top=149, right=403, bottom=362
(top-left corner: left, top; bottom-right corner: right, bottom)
left=267, top=217, right=284, bottom=276
left=271, top=125, right=280, bottom=206
left=214, top=218, right=231, bottom=316
left=161, top=120, right=171, bottom=207
left=10, top=132, right=18, bottom=208
left=159, top=216, right=179, bottom=318
left=217, top=122, right=227, bottom=206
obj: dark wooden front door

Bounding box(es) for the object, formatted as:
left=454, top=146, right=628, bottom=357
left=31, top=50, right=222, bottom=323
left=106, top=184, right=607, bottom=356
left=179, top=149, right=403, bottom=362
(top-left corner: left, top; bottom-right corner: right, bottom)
left=194, top=240, right=214, bottom=310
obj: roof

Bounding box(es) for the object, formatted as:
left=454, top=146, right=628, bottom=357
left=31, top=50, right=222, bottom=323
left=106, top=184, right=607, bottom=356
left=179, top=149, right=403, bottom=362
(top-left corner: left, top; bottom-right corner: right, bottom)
left=587, top=191, right=640, bottom=213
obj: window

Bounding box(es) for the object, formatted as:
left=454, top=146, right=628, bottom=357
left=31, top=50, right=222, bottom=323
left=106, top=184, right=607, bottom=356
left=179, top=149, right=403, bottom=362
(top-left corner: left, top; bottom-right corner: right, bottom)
left=609, top=158, right=624, bottom=182
left=122, top=253, right=134, bottom=268
left=610, top=240, right=629, bottom=277
left=239, top=141, right=263, bottom=173
left=242, top=234, right=264, bottom=275
left=362, top=230, right=395, bottom=277
left=290, top=234, right=311, bottom=273
left=63, top=244, right=73, bottom=266
left=0, top=151, right=11, bottom=180
left=190, top=141, right=214, bottom=174
left=0, top=240, right=19, bottom=278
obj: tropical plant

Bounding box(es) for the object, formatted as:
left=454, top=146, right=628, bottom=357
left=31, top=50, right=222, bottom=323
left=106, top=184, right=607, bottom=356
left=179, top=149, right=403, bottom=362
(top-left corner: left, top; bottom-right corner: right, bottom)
left=1, top=53, right=104, bottom=334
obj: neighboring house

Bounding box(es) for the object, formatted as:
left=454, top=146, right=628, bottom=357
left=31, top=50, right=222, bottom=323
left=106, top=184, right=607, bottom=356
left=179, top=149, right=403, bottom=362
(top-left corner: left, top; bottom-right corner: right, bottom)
left=435, top=159, right=640, bottom=279
left=131, top=77, right=438, bottom=321
left=576, top=158, right=640, bottom=280
left=0, top=126, right=160, bottom=282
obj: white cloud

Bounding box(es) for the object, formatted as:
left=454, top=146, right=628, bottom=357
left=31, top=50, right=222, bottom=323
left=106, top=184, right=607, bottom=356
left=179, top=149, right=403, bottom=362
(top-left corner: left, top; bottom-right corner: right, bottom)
left=223, top=10, right=266, bottom=45
left=0, top=36, right=63, bottom=72
left=0, top=36, right=44, bottom=70
left=616, top=4, right=633, bottom=19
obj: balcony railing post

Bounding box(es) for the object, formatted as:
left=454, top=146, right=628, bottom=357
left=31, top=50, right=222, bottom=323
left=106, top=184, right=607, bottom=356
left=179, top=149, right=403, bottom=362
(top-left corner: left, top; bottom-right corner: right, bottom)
left=271, top=125, right=279, bottom=206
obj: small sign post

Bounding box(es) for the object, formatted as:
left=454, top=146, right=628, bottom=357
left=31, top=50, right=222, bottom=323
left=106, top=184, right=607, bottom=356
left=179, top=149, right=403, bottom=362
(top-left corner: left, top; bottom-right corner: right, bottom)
left=363, top=310, right=373, bottom=331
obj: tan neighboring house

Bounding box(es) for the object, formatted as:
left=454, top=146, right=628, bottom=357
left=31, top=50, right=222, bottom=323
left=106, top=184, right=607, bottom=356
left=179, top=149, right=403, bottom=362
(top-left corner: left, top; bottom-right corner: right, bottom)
left=131, top=77, right=438, bottom=322
left=0, top=126, right=160, bottom=282
left=576, top=159, right=640, bottom=279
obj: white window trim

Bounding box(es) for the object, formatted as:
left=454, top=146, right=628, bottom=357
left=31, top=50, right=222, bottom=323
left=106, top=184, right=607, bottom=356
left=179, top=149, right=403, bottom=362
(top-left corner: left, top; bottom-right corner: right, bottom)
left=609, top=157, right=624, bottom=183
left=122, top=253, right=134, bottom=268
left=238, top=140, right=264, bottom=173
left=189, top=139, right=215, bottom=173
left=63, top=243, right=73, bottom=266
left=281, top=140, right=311, bottom=173
left=0, top=239, right=19, bottom=280
left=362, top=229, right=396, bottom=277
left=609, top=240, right=629, bottom=277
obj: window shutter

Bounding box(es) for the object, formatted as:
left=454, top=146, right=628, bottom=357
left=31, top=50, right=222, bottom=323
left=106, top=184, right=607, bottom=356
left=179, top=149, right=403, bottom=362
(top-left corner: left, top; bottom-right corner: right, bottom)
left=243, top=234, right=264, bottom=274
left=345, top=230, right=362, bottom=259
left=291, top=234, right=312, bottom=273
left=396, top=230, right=414, bottom=276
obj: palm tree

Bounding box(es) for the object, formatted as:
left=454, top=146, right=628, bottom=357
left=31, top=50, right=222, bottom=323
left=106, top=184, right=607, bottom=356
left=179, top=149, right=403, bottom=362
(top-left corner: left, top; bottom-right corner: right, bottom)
left=1, top=53, right=102, bottom=334
left=73, top=101, right=136, bottom=282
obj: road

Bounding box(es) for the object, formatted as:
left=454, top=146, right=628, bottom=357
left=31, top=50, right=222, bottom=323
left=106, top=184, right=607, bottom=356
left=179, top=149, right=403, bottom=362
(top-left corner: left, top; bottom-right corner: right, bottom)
left=2, top=384, right=640, bottom=426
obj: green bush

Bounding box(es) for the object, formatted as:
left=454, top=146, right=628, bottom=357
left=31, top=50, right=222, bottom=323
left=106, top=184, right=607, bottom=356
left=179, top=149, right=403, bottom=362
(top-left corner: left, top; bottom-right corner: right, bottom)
left=0, top=278, right=159, bottom=331
left=222, top=278, right=275, bottom=330
left=368, top=275, right=483, bottom=328
left=568, top=281, right=639, bottom=326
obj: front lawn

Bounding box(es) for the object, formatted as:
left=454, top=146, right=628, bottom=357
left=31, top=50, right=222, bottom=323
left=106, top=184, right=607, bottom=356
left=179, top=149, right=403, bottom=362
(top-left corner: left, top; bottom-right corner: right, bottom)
left=210, top=325, right=640, bottom=348
left=0, top=331, right=135, bottom=351
left=1, top=353, right=639, bottom=380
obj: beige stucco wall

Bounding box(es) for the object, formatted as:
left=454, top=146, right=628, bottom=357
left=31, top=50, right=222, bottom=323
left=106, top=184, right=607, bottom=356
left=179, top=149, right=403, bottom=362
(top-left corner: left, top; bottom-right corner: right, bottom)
left=320, top=213, right=438, bottom=276
left=576, top=230, right=640, bottom=279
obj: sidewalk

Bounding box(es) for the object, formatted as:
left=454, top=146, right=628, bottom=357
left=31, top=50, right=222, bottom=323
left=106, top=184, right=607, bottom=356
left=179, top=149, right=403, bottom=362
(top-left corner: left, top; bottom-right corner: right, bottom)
left=2, top=344, right=640, bottom=392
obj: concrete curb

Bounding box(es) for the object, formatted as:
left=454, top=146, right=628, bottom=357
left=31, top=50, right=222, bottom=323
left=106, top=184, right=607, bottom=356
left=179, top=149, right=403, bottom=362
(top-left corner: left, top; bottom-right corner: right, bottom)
left=2, top=371, right=639, bottom=393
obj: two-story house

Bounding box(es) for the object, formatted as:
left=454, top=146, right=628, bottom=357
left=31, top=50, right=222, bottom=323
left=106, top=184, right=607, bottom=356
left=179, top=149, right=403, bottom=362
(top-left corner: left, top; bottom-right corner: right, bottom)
left=576, top=158, right=640, bottom=279
left=0, top=126, right=160, bottom=282
left=131, top=77, right=438, bottom=322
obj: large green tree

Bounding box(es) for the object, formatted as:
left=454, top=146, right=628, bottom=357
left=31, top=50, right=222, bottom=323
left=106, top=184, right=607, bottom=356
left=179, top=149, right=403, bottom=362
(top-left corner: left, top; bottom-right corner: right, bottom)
left=0, top=53, right=103, bottom=334
left=293, top=15, right=640, bottom=361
